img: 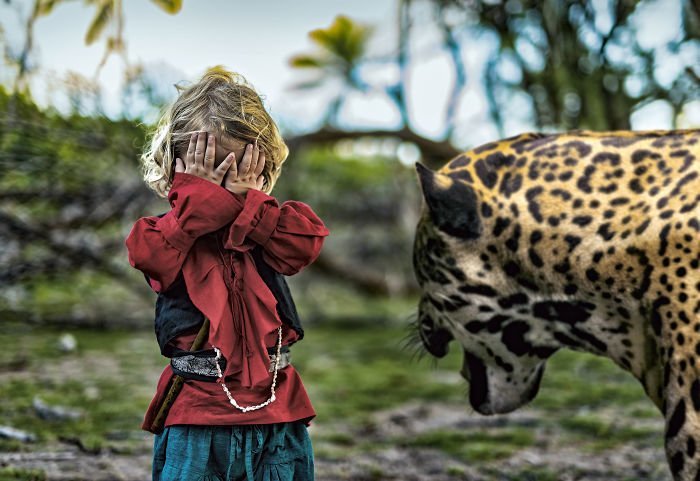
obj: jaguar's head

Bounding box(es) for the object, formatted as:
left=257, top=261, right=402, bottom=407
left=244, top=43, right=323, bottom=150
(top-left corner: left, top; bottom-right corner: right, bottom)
left=412, top=161, right=563, bottom=415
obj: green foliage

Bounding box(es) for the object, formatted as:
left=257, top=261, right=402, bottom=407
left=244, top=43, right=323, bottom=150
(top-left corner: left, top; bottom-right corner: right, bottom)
left=0, top=87, right=145, bottom=190
left=274, top=144, right=420, bottom=288
left=84, top=1, right=114, bottom=46
left=149, top=0, right=183, bottom=14
left=0, top=319, right=663, bottom=475
left=451, top=0, right=700, bottom=131
left=307, top=15, right=374, bottom=64
left=279, top=143, right=416, bottom=218
left=405, top=428, right=536, bottom=462
left=83, top=0, right=183, bottom=46
left=529, top=350, right=650, bottom=410
left=35, top=0, right=62, bottom=17
left=560, top=414, right=660, bottom=451
left=0, top=85, right=157, bottom=324
left=293, top=323, right=465, bottom=422
left=0, top=467, right=47, bottom=481
left=288, top=14, right=374, bottom=122
left=288, top=55, right=324, bottom=69
left=0, top=328, right=160, bottom=450
left=498, top=468, right=560, bottom=481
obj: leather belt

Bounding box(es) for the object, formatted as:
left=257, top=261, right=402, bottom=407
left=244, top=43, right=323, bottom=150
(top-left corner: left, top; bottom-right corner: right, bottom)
left=170, top=347, right=291, bottom=382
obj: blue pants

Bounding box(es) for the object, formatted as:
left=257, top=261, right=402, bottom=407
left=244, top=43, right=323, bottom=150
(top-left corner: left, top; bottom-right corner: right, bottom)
left=152, top=422, right=314, bottom=481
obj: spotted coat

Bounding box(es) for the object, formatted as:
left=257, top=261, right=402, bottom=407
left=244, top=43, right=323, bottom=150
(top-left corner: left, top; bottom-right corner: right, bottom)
left=412, top=129, right=700, bottom=481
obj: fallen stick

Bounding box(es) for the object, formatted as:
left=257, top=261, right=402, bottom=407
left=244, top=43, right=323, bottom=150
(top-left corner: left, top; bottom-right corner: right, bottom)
left=149, top=317, right=210, bottom=434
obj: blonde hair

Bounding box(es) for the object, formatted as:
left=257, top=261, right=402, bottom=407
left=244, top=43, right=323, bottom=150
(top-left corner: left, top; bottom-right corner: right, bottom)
left=141, top=65, right=289, bottom=197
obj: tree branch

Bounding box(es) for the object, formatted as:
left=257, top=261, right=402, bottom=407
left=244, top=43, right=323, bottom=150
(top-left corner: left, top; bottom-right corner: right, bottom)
left=312, top=251, right=419, bottom=297
left=434, top=5, right=467, bottom=140
left=0, top=210, right=150, bottom=300
left=287, top=126, right=461, bottom=169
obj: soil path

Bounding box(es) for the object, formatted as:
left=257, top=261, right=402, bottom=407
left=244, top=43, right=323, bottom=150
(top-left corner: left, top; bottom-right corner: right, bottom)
left=1, top=401, right=670, bottom=480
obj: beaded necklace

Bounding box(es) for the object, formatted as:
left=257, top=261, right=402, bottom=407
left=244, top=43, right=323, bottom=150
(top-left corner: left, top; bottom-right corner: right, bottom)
left=211, top=325, right=282, bottom=412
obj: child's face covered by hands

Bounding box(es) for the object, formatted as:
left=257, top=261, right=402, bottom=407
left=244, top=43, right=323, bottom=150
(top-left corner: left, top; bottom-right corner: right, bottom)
left=174, top=131, right=265, bottom=196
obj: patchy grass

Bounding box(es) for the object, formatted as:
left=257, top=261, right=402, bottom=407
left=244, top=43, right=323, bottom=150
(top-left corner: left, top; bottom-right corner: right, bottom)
left=529, top=349, right=651, bottom=411
left=293, top=322, right=464, bottom=423
left=559, top=414, right=661, bottom=452
left=0, top=318, right=664, bottom=472
left=526, top=349, right=663, bottom=452
left=0, top=467, right=47, bottom=481
left=0, top=326, right=161, bottom=453
left=404, top=428, right=536, bottom=462
left=498, top=468, right=560, bottom=481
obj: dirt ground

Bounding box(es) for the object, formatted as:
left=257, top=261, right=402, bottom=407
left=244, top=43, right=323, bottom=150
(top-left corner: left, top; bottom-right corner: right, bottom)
left=0, top=325, right=672, bottom=480
left=1, top=401, right=670, bottom=481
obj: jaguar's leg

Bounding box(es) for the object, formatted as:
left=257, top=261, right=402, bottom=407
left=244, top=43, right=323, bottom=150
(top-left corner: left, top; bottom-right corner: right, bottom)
left=660, top=293, right=700, bottom=481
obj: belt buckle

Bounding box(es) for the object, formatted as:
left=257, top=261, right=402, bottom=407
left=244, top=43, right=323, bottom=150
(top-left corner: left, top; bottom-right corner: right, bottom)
left=170, top=349, right=223, bottom=382
left=269, top=351, right=290, bottom=372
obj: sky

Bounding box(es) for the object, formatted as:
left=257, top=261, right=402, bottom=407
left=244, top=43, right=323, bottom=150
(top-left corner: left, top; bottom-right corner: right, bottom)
left=0, top=0, right=697, bottom=153
left=1, top=0, right=436, bottom=135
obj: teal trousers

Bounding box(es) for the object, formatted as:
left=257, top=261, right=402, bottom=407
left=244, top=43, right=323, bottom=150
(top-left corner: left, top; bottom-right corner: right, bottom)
left=152, top=422, right=314, bottom=481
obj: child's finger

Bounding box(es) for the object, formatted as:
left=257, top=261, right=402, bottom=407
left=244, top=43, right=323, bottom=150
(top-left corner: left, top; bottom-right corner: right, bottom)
left=251, top=140, right=260, bottom=171
left=256, top=174, right=265, bottom=190
left=194, top=131, right=206, bottom=168
left=253, top=150, right=265, bottom=177
left=239, top=143, right=253, bottom=176
left=175, top=157, right=185, bottom=173
left=226, top=152, right=238, bottom=179
left=204, top=134, right=216, bottom=171
left=185, top=132, right=197, bottom=166
left=217, top=152, right=235, bottom=177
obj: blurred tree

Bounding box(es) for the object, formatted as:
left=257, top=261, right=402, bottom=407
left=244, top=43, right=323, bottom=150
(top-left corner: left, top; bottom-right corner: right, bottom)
left=118, top=61, right=187, bottom=121
left=287, top=12, right=461, bottom=168
left=81, top=0, right=182, bottom=78
left=435, top=0, right=699, bottom=132
left=289, top=15, right=375, bottom=125
left=274, top=140, right=423, bottom=299
left=289, top=1, right=699, bottom=162
left=282, top=1, right=699, bottom=297
left=0, top=86, right=156, bottom=326
left=6, top=0, right=183, bottom=94
left=63, top=70, right=104, bottom=116
left=1, top=0, right=699, bottom=324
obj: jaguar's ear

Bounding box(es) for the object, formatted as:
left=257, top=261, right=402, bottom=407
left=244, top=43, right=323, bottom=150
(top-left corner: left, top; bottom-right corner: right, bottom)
left=415, top=161, right=481, bottom=240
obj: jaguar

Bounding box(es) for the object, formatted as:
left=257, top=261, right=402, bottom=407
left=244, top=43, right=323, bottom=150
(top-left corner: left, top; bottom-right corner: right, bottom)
left=411, top=129, right=700, bottom=480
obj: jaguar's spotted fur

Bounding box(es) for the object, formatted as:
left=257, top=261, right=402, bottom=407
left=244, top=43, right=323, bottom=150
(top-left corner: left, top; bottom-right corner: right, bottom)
left=412, top=129, right=699, bottom=480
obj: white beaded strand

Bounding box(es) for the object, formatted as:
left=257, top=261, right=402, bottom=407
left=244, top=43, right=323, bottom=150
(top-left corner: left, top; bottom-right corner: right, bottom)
left=212, top=326, right=282, bottom=412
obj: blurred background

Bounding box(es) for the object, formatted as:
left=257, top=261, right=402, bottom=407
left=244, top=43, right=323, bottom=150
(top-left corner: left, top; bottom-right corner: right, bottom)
left=0, top=0, right=698, bottom=480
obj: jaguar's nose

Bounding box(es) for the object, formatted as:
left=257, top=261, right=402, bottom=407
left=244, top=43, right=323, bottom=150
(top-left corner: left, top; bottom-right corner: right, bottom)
left=419, top=315, right=453, bottom=358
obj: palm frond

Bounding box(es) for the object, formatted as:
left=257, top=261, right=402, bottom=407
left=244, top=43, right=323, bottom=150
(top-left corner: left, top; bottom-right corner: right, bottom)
left=289, top=54, right=327, bottom=69
left=36, top=0, right=66, bottom=17
left=84, top=0, right=113, bottom=45
left=149, top=0, right=182, bottom=14
left=308, top=14, right=374, bottom=64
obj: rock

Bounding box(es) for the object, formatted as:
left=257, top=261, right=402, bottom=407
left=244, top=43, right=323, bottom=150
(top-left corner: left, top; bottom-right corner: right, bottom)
left=0, top=425, right=36, bottom=443
left=83, top=386, right=100, bottom=400
left=33, top=396, right=84, bottom=421
left=57, top=333, right=77, bottom=353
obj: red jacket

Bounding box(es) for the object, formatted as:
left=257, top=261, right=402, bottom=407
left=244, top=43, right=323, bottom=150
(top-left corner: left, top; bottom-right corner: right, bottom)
left=125, top=172, right=330, bottom=430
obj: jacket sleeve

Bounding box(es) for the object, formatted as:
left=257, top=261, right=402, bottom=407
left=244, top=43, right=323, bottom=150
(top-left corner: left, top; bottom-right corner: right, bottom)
left=125, top=172, right=244, bottom=292
left=225, top=188, right=330, bottom=275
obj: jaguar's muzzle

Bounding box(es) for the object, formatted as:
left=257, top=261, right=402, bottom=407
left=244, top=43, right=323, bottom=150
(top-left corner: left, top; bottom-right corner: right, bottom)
left=419, top=315, right=454, bottom=358
left=460, top=349, right=545, bottom=415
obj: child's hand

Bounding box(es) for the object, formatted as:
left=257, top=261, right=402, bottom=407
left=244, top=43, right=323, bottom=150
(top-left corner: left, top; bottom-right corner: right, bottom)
left=222, top=140, right=265, bottom=196
left=174, top=131, right=234, bottom=185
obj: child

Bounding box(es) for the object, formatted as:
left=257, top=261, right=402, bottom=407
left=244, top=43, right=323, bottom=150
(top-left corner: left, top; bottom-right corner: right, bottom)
left=125, top=66, right=330, bottom=481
